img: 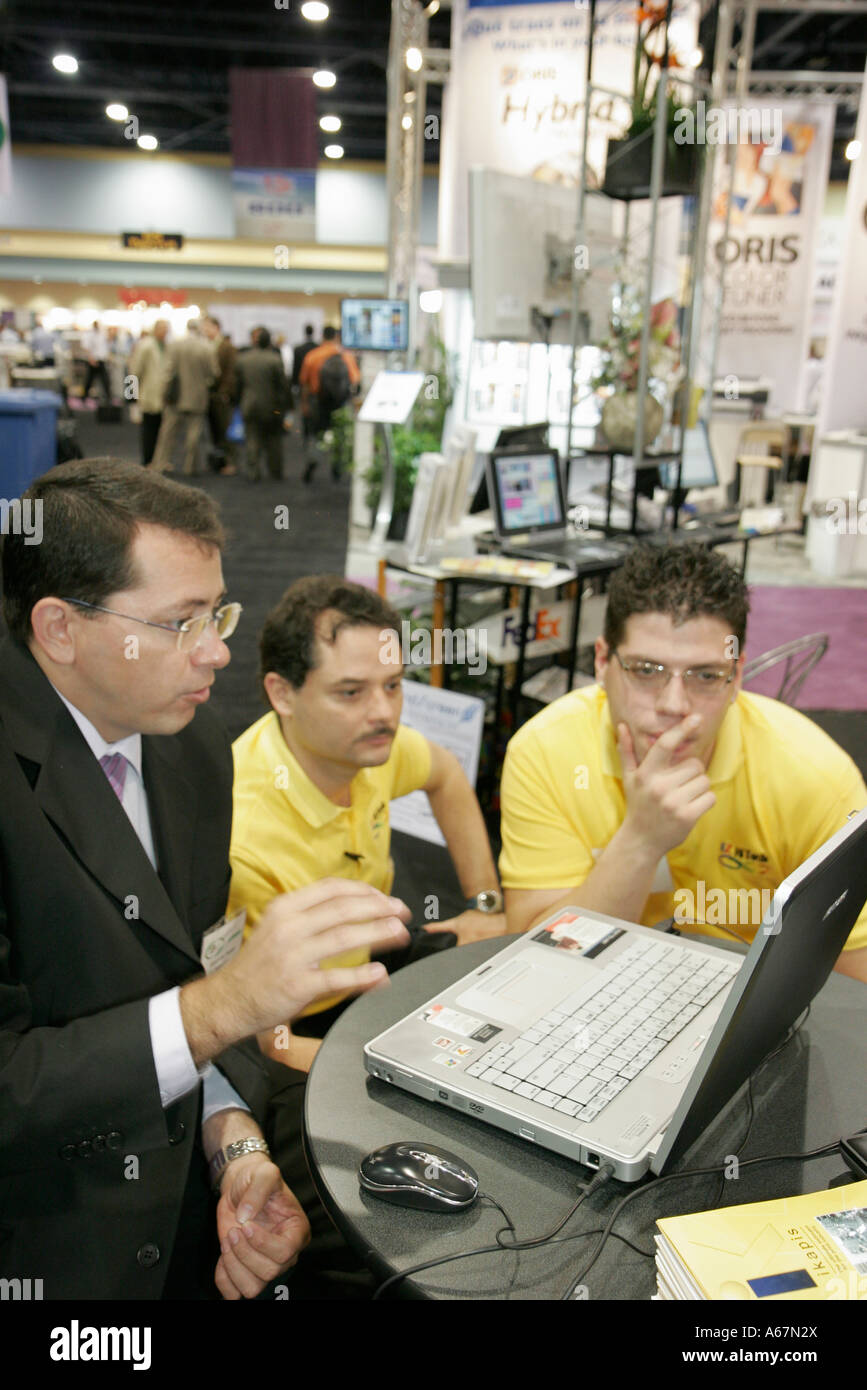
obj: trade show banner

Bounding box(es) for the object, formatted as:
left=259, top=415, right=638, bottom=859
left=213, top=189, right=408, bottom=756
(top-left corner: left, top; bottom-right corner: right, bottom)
left=390, top=682, right=485, bottom=847
left=708, top=100, right=834, bottom=412
left=231, top=168, right=317, bottom=242
left=0, top=75, right=11, bottom=196
left=229, top=69, right=317, bottom=241
left=812, top=63, right=867, bottom=434
left=440, top=0, right=699, bottom=258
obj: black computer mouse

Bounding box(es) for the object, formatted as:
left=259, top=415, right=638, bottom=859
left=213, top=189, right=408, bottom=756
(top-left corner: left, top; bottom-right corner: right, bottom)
left=359, top=1141, right=480, bottom=1213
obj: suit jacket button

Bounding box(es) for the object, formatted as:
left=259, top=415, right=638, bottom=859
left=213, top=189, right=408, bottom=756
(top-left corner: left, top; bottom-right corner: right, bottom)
left=106, top=1131, right=123, bottom=1151
left=168, top=1120, right=186, bottom=1146
left=77, top=1139, right=93, bottom=1159
left=60, top=1144, right=77, bottom=1162
left=137, top=1243, right=160, bottom=1269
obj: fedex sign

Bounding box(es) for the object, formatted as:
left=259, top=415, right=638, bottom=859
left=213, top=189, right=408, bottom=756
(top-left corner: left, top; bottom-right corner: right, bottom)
left=470, top=599, right=572, bottom=664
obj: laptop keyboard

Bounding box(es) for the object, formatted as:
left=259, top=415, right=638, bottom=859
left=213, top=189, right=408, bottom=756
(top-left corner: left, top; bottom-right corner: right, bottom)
left=464, top=939, right=741, bottom=1124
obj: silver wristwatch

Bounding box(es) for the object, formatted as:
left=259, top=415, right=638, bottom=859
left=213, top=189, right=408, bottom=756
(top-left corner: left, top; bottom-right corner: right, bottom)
left=465, top=889, right=504, bottom=914
left=209, top=1137, right=270, bottom=1191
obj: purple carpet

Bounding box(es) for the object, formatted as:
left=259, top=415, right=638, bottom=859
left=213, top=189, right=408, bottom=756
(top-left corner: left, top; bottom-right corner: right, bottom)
left=744, top=586, right=867, bottom=710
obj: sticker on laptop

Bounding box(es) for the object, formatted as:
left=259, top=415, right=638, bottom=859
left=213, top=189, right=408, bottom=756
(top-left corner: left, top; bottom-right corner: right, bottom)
left=532, top=913, right=625, bottom=958
left=434, top=1054, right=459, bottom=1068
left=432, top=1035, right=454, bottom=1050
left=452, top=1044, right=474, bottom=1058
left=420, top=1004, right=484, bottom=1038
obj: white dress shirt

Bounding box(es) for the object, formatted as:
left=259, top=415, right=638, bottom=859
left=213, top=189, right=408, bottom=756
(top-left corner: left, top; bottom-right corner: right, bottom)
left=54, top=689, right=250, bottom=1123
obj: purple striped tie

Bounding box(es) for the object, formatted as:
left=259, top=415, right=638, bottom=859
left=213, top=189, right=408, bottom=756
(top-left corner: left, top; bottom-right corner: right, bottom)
left=100, top=752, right=129, bottom=802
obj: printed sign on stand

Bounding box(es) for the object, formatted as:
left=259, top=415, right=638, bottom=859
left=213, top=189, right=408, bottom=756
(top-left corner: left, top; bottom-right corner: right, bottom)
left=390, top=681, right=485, bottom=846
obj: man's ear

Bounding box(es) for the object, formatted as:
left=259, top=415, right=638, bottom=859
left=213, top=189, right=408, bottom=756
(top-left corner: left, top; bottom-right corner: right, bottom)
left=29, top=598, right=78, bottom=666
left=263, top=671, right=294, bottom=717
left=594, top=636, right=610, bottom=684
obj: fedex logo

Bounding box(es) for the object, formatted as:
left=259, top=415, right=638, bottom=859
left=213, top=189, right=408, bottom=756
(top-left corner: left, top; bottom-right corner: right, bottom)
left=501, top=607, right=561, bottom=647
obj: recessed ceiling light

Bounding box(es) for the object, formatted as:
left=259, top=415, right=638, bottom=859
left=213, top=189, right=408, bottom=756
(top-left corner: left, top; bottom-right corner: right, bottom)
left=106, top=103, right=129, bottom=121
left=402, top=114, right=413, bottom=131
left=406, top=47, right=423, bottom=73
left=320, top=115, right=342, bottom=133
left=846, top=139, right=861, bottom=161
left=52, top=54, right=78, bottom=74
left=324, top=144, right=344, bottom=160
left=301, top=2, right=329, bottom=19
left=137, top=134, right=159, bottom=151
left=313, top=70, right=337, bottom=89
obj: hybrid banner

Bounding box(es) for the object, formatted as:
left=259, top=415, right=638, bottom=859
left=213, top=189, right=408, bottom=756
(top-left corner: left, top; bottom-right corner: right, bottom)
left=440, top=0, right=698, bottom=258
left=708, top=100, right=834, bottom=412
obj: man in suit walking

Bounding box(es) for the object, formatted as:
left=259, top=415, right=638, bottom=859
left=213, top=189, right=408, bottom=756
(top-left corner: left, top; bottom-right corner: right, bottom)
left=0, top=459, right=410, bottom=1300
left=151, top=319, right=217, bottom=477
left=234, top=327, right=289, bottom=481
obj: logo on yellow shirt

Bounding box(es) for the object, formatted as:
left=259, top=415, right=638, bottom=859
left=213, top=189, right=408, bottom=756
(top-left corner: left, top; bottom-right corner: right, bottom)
left=718, top=841, right=769, bottom=873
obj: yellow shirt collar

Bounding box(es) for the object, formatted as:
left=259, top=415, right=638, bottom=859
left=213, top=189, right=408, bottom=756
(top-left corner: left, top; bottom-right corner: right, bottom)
left=261, top=713, right=349, bottom=828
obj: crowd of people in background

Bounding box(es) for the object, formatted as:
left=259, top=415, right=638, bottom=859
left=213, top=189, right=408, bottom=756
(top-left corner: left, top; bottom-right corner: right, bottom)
left=0, top=313, right=361, bottom=482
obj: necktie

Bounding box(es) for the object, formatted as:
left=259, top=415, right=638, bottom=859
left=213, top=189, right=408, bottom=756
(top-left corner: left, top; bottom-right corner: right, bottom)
left=100, top=752, right=129, bottom=802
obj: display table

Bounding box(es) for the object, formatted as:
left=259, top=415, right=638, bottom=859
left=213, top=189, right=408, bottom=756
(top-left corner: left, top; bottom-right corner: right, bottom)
left=304, top=937, right=866, bottom=1300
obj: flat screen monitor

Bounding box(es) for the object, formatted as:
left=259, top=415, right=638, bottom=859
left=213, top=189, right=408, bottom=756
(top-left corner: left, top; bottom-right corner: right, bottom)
left=340, top=299, right=409, bottom=353
left=470, top=422, right=550, bottom=514
left=658, top=423, right=719, bottom=491
left=488, top=448, right=566, bottom=538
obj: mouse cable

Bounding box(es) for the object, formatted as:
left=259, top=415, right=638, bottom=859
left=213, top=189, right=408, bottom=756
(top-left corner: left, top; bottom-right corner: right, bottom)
left=371, top=1167, right=614, bottom=1301
left=559, top=1136, right=841, bottom=1300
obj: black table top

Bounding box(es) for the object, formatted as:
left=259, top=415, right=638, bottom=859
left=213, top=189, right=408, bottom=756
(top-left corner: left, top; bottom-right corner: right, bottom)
left=303, top=938, right=867, bottom=1301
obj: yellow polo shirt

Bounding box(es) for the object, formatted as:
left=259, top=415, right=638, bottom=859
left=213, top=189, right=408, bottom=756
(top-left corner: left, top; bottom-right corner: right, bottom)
left=228, top=712, right=432, bottom=1012
left=499, top=686, right=867, bottom=951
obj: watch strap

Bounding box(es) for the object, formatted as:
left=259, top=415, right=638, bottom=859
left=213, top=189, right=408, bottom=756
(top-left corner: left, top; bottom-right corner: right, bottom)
left=209, top=1136, right=270, bottom=1191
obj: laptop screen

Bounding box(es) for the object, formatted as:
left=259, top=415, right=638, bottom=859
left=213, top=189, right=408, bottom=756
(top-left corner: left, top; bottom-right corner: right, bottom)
left=489, top=449, right=565, bottom=536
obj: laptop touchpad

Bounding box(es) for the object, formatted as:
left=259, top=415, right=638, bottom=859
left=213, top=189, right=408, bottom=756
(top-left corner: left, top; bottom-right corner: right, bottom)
left=457, top=955, right=594, bottom=1029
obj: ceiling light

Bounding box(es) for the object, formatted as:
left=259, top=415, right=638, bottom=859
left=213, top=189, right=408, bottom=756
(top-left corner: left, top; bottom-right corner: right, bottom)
left=425, top=1, right=441, bottom=14
left=52, top=54, right=78, bottom=74
left=406, top=48, right=423, bottom=73
left=845, top=139, right=861, bottom=161
left=301, top=2, right=329, bottom=18
left=313, top=69, right=337, bottom=89
left=324, top=144, right=344, bottom=159
left=137, top=134, right=159, bottom=151
left=688, top=46, right=703, bottom=67
left=320, top=114, right=342, bottom=133
left=419, top=290, right=442, bottom=314
left=402, top=114, right=413, bottom=131
left=106, top=103, right=128, bottom=121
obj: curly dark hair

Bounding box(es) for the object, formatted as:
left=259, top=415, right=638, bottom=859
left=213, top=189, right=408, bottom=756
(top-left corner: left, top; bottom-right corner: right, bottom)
left=603, top=544, right=749, bottom=650
left=260, top=574, right=401, bottom=693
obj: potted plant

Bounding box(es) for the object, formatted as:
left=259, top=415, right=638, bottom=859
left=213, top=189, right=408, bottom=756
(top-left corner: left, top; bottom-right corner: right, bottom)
left=602, top=3, right=698, bottom=200
left=592, top=288, right=683, bottom=450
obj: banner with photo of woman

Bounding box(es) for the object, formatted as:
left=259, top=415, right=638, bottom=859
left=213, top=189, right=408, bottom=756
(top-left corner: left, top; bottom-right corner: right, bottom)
left=707, top=101, right=834, bottom=412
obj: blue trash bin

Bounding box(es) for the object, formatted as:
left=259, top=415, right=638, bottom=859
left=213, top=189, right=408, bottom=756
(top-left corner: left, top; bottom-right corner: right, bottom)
left=0, top=389, right=64, bottom=497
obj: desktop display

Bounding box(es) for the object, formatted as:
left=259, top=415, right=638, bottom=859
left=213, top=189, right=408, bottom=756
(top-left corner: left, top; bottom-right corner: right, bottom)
left=659, top=424, right=720, bottom=492
left=341, top=298, right=409, bottom=353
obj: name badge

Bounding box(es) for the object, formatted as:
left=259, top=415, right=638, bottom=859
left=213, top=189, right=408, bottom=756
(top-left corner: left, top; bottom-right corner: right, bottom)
left=200, top=908, right=246, bottom=974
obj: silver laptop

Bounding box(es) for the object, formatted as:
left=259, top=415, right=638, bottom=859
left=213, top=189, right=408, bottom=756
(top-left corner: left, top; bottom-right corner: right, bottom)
left=485, top=446, right=627, bottom=567
left=365, top=809, right=867, bottom=1182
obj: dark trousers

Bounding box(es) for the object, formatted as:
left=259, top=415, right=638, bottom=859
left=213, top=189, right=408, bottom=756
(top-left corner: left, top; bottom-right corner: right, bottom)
left=244, top=417, right=284, bottom=481
left=141, top=412, right=163, bottom=466
left=84, top=359, right=112, bottom=400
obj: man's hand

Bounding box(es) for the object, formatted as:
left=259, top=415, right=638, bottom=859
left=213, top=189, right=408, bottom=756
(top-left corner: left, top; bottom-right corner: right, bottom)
left=618, top=715, right=716, bottom=858
left=425, top=909, right=507, bottom=946
left=214, top=1154, right=310, bottom=1301
left=181, top=878, right=410, bottom=1066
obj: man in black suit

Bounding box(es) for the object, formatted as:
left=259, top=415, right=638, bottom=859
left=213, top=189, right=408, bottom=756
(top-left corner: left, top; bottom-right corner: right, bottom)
left=0, top=459, right=409, bottom=1300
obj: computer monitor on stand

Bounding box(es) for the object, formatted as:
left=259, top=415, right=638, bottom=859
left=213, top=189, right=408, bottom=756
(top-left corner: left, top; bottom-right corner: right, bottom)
left=469, top=422, right=550, bottom=514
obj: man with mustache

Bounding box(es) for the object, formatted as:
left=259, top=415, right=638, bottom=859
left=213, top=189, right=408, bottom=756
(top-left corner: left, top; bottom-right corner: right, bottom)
left=228, top=575, right=505, bottom=1072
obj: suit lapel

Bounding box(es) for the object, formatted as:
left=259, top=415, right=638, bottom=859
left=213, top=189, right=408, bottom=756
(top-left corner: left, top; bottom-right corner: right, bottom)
left=0, top=639, right=199, bottom=966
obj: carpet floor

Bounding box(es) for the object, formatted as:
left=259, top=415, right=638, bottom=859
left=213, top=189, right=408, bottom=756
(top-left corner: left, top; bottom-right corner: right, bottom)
left=745, top=585, right=867, bottom=711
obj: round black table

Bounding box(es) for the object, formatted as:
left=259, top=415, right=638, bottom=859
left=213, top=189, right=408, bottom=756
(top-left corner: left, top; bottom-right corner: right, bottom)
left=303, top=939, right=867, bottom=1300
